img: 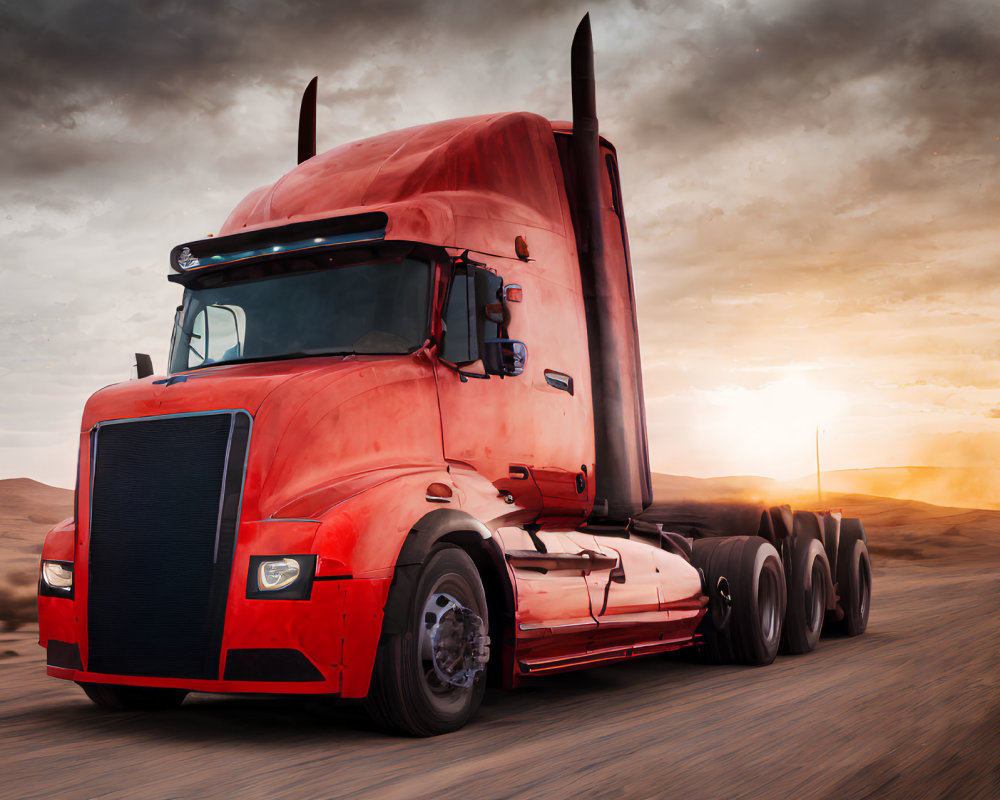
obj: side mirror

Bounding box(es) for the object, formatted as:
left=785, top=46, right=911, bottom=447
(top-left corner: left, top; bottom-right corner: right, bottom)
left=482, top=339, right=527, bottom=377
left=441, top=259, right=525, bottom=379
left=135, top=353, right=154, bottom=379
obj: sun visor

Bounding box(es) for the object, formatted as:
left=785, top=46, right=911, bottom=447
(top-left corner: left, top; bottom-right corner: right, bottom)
left=169, top=212, right=388, bottom=275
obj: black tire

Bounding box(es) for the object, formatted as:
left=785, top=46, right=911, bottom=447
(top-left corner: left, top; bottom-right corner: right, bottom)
left=692, top=536, right=785, bottom=666
left=77, top=682, right=187, bottom=711
left=821, top=513, right=841, bottom=577
left=780, top=537, right=830, bottom=655
left=691, top=537, right=737, bottom=664
left=837, top=519, right=872, bottom=636
left=365, top=547, right=488, bottom=736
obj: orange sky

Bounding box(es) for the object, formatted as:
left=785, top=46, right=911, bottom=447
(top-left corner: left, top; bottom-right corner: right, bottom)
left=1, top=0, right=998, bottom=488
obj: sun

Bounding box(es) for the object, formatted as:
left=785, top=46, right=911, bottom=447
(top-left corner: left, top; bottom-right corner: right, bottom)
left=698, top=373, right=847, bottom=480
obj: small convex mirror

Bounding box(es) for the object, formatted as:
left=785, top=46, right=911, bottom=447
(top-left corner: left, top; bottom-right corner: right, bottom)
left=134, top=353, right=154, bottom=379
left=482, top=339, right=527, bottom=377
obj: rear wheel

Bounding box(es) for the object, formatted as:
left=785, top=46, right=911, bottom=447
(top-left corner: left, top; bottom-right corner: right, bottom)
left=366, top=547, right=489, bottom=736
left=77, top=682, right=187, bottom=711
left=780, top=537, right=829, bottom=655
left=837, top=519, right=872, bottom=636
left=691, top=537, right=737, bottom=664
left=692, top=536, right=785, bottom=665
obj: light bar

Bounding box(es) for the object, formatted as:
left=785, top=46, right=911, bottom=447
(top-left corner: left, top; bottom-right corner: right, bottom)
left=174, top=230, right=385, bottom=271
left=170, top=212, right=388, bottom=274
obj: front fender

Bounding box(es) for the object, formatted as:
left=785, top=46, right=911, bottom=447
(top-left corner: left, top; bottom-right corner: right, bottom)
left=262, top=473, right=518, bottom=696
left=380, top=508, right=499, bottom=636
left=376, top=507, right=518, bottom=689
left=41, top=518, right=75, bottom=561
left=308, top=467, right=458, bottom=579
left=38, top=518, right=76, bottom=649
left=312, top=487, right=518, bottom=695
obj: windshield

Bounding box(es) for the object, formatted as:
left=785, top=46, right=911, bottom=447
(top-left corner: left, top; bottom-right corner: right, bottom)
left=168, top=257, right=431, bottom=373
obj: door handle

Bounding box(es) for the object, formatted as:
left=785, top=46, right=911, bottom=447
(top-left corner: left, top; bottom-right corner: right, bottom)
left=544, top=370, right=574, bottom=395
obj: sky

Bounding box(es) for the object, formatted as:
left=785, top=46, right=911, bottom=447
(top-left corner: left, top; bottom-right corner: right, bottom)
left=1, top=0, right=999, bottom=489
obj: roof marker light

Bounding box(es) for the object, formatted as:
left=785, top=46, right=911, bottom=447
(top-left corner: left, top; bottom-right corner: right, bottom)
left=176, top=247, right=200, bottom=269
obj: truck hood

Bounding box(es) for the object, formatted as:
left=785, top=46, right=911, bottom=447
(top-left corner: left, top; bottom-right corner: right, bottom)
left=81, top=357, right=351, bottom=430
left=81, top=353, right=445, bottom=521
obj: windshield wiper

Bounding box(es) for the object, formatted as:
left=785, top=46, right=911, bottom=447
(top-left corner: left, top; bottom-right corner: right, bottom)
left=183, top=349, right=357, bottom=371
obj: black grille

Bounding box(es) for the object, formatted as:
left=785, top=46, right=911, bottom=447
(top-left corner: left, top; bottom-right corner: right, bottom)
left=87, top=412, right=250, bottom=679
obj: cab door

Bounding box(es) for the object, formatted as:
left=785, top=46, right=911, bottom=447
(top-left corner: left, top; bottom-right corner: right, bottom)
left=435, top=260, right=538, bottom=507
left=434, top=248, right=594, bottom=517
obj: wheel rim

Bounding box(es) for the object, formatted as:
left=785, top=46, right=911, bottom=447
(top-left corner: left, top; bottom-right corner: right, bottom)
left=419, top=592, right=489, bottom=689
left=806, top=558, right=825, bottom=634
left=415, top=572, right=488, bottom=710
left=758, top=566, right=779, bottom=643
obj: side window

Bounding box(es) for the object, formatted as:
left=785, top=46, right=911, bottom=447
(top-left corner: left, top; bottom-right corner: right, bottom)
left=187, top=304, right=245, bottom=368
left=441, top=272, right=477, bottom=364
left=441, top=265, right=520, bottom=376
left=474, top=268, right=504, bottom=346
left=441, top=267, right=505, bottom=365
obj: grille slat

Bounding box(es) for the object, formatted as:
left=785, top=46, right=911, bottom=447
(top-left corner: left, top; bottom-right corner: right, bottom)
left=87, top=412, right=249, bottom=679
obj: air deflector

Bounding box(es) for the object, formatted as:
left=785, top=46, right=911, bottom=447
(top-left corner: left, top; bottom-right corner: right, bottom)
left=169, top=212, right=388, bottom=277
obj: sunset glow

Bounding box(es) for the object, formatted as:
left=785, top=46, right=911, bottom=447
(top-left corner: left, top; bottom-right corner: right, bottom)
left=696, top=374, right=847, bottom=480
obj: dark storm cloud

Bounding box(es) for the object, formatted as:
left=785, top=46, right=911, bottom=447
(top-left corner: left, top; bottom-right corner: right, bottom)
left=620, top=0, right=1000, bottom=360
left=0, top=0, right=605, bottom=130
left=0, top=0, right=415, bottom=119
left=634, top=0, right=1000, bottom=154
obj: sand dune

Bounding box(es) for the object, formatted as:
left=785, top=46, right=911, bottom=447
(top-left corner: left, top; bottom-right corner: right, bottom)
left=786, top=466, right=1000, bottom=511
left=0, top=479, right=72, bottom=630
left=655, top=466, right=1000, bottom=515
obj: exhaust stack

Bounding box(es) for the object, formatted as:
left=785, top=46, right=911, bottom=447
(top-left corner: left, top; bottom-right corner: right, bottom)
left=569, top=14, right=647, bottom=519
left=298, top=76, right=318, bottom=164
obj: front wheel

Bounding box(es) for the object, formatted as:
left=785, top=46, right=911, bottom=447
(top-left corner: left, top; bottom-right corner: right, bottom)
left=366, top=547, right=490, bottom=736
left=77, top=682, right=187, bottom=711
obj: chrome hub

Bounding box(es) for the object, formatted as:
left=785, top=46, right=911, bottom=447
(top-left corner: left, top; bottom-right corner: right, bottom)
left=420, top=593, right=490, bottom=688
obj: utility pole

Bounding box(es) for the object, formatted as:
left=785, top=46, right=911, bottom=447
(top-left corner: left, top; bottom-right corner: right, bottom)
left=816, top=425, right=822, bottom=503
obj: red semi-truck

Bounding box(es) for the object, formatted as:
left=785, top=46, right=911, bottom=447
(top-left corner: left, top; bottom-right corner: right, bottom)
left=37, top=16, right=871, bottom=735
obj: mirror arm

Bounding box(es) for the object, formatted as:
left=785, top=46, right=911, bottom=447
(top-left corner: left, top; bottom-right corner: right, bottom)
left=451, top=249, right=487, bottom=270
left=438, top=357, right=491, bottom=383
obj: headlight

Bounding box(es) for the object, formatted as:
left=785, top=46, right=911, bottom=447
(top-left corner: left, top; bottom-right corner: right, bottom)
left=246, top=555, right=316, bottom=599
left=258, top=558, right=301, bottom=591
left=40, top=560, right=74, bottom=597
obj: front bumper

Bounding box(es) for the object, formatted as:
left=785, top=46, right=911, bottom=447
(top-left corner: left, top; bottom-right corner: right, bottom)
left=40, top=576, right=391, bottom=698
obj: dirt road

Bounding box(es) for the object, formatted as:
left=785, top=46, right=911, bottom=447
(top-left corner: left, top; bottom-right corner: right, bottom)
left=2, top=556, right=997, bottom=800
